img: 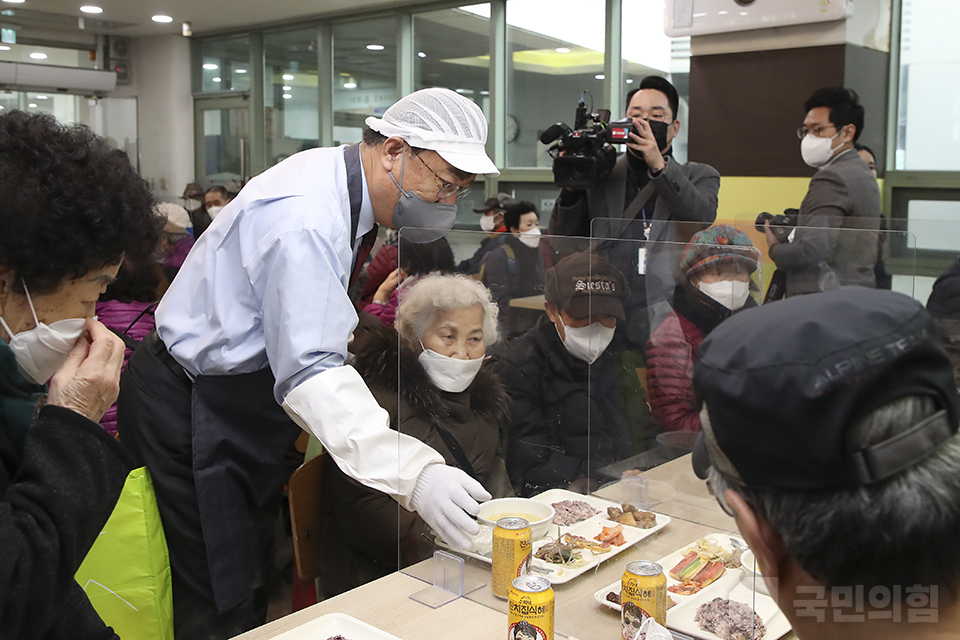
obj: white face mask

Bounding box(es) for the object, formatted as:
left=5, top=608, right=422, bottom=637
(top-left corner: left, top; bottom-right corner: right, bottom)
left=800, top=131, right=840, bottom=168
left=418, top=343, right=484, bottom=393
left=557, top=317, right=615, bottom=364
left=207, top=205, right=224, bottom=220
left=0, top=282, right=87, bottom=385
left=479, top=214, right=497, bottom=232
left=518, top=227, right=542, bottom=248
left=698, top=280, right=750, bottom=310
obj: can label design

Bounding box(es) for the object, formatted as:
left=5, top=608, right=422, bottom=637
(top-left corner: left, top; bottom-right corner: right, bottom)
left=508, top=576, right=554, bottom=640
left=622, top=561, right=667, bottom=639
left=492, top=518, right=532, bottom=599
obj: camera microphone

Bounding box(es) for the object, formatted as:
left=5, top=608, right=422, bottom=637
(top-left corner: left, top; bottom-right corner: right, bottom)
left=540, top=123, right=571, bottom=145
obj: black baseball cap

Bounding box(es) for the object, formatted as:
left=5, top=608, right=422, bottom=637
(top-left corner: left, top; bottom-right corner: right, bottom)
left=692, top=287, right=960, bottom=491
left=545, top=252, right=628, bottom=321
left=473, top=193, right=516, bottom=214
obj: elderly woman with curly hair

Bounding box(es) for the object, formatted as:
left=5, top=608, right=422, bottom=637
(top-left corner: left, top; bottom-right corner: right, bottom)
left=321, top=274, right=512, bottom=597
left=0, top=111, right=162, bottom=639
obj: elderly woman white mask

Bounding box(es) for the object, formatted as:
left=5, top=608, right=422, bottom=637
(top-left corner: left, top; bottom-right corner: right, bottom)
left=418, top=304, right=486, bottom=393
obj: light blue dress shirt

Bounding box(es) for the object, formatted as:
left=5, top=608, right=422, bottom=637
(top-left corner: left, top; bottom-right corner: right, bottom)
left=156, top=145, right=375, bottom=404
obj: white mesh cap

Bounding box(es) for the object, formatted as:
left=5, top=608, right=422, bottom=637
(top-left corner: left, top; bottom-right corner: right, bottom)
left=365, top=87, right=499, bottom=176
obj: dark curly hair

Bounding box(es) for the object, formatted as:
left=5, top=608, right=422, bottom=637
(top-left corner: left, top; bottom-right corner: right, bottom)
left=0, top=110, right=163, bottom=294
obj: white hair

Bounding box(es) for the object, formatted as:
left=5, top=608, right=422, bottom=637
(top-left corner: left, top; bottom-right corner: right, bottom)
left=395, top=273, right=499, bottom=346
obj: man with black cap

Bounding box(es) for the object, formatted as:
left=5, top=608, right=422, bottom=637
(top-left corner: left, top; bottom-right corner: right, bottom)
left=692, top=287, right=960, bottom=639
left=456, top=192, right=515, bottom=275
left=496, top=252, right=632, bottom=496
left=118, top=88, right=501, bottom=639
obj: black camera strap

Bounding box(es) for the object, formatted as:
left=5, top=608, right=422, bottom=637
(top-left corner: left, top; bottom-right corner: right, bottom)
left=616, top=181, right=657, bottom=238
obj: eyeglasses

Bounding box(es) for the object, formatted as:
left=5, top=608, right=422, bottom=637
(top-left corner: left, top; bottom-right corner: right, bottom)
left=414, top=153, right=472, bottom=200
left=706, top=476, right=738, bottom=518
left=796, top=124, right=838, bottom=139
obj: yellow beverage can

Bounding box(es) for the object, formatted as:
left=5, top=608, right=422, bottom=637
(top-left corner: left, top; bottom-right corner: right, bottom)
left=508, top=575, right=554, bottom=640
left=621, top=560, right=667, bottom=638
left=492, top=517, right=532, bottom=599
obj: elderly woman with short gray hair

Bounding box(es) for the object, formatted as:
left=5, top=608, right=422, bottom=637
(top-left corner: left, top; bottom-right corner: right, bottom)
left=321, top=273, right=512, bottom=597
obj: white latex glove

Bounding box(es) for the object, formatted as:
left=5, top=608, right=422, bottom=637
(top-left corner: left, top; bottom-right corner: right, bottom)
left=411, top=463, right=491, bottom=550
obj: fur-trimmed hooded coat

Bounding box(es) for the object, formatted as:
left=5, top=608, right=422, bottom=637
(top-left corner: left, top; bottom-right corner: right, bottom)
left=320, top=320, right=512, bottom=598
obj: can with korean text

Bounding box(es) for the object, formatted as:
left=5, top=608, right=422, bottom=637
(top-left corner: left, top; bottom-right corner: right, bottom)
left=621, top=560, right=667, bottom=638
left=508, top=575, right=554, bottom=640
left=492, top=517, right=532, bottom=599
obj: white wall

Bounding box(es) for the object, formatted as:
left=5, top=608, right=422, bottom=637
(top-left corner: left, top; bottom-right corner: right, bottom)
left=123, top=35, right=195, bottom=202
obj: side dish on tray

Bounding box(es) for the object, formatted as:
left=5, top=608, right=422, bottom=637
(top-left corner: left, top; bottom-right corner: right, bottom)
left=694, top=598, right=766, bottom=640
left=551, top=499, right=600, bottom=525
left=667, top=537, right=745, bottom=595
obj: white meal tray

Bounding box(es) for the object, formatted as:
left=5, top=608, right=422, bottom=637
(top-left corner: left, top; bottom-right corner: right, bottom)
left=439, top=488, right=671, bottom=585
left=266, top=612, right=403, bottom=640
left=592, top=532, right=791, bottom=640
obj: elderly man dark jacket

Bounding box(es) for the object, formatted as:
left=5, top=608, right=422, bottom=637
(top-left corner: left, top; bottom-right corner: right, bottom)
left=496, top=316, right=630, bottom=496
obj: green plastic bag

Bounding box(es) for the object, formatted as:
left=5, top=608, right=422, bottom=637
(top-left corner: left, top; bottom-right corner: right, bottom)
left=75, top=466, right=174, bottom=640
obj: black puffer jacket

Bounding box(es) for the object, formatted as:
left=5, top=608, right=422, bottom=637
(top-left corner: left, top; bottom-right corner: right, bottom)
left=320, top=322, right=512, bottom=598
left=495, top=315, right=630, bottom=497
left=0, top=343, right=133, bottom=640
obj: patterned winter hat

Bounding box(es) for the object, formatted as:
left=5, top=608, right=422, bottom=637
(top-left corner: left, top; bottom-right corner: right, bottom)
left=680, top=225, right=758, bottom=278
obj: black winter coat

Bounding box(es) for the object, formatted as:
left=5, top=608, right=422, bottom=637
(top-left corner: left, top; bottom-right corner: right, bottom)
left=320, top=322, right=512, bottom=598
left=1, top=342, right=133, bottom=640
left=495, top=316, right=630, bottom=497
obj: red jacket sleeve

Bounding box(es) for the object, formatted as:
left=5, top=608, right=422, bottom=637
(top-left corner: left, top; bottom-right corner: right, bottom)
left=645, top=312, right=706, bottom=433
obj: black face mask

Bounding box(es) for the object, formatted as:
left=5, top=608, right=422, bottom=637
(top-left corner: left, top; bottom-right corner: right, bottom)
left=627, top=119, right=672, bottom=170
left=647, top=119, right=670, bottom=152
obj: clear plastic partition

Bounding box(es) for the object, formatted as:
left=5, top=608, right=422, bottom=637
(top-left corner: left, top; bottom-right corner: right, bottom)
left=381, top=223, right=921, bottom=639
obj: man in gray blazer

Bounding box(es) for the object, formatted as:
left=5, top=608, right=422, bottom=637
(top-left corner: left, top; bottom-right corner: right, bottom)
left=548, top=76, right=720, bottom=345
left=766, top=87, right=880, bottom=297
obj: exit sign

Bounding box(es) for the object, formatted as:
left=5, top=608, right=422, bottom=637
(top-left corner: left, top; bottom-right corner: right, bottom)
left=1, top=28, right=15, bottom=45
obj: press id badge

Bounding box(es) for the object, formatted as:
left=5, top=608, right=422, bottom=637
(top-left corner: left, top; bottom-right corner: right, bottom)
left=638, top=247, right=647, bottom=275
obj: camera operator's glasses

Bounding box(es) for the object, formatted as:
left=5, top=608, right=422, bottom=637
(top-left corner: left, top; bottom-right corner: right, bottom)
left=796, top=124, right=838, bottom=139
left=414, top=153, right=471, bottom=200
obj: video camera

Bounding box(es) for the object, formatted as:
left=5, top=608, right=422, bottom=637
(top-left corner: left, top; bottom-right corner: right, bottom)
left=755, top=209, right=799, bottom=244
left=540, top=95, right=637, bottom=189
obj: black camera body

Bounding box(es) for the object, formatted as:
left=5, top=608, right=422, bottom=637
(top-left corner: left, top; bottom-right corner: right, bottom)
left=541, top=99, right=635, bottom=189
left=755, top=209, right=799, bottom=244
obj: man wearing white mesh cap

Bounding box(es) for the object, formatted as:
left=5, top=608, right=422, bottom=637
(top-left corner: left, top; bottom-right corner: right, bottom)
left=117, top=88, right=499, bottom=639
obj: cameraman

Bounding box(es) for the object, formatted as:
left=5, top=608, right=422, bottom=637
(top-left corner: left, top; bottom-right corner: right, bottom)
left=548, top=75, right=719, bottom=343
left=764, top=87, right=880, bottom=296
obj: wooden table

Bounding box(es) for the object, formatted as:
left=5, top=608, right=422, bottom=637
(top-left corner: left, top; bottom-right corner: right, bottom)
left=234, top=455, right=797, bottom=640
left=508, top=294, right=546, bottom=310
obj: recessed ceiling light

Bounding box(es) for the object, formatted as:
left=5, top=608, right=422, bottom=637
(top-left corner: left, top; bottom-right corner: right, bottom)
left=235, top=69, right=247, bottom=74
left=417, top=51, right=426, bottom=58
left=366, top=44, right=384, bottom=51
left=80, top=5, right=103, bottom=13
left=282, top=85, right=291, bottom=91
left=212, top=77, right=221, bottom=83
left=595, top=74, right=605, bottom=80
left=0, top=45, right=10, bottom=51
left=202, top=63, right=218, bottom=70
left=1, top=1, right=25, bottom=4
left=282, top=73, right=294, bottom=80
left=626, top=79, right=634, bottom=84
left=36, top=94, right=47, bottom=99
left=30, top=52, right=47, bottom=60
left=343, top=82, right=356, bottom=89
left=152, top=15, right=173, bottom=23
left=480, top=90, right=489, bottom=96
left=282, top=93, right=292, bottom=99
left=555, top=47, right=570, bottom=53
left=28, top=103, right=36, bottom=108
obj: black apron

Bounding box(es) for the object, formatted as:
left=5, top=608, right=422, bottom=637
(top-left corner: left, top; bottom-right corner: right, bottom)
left=194, top=143, right=369, bottom=613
